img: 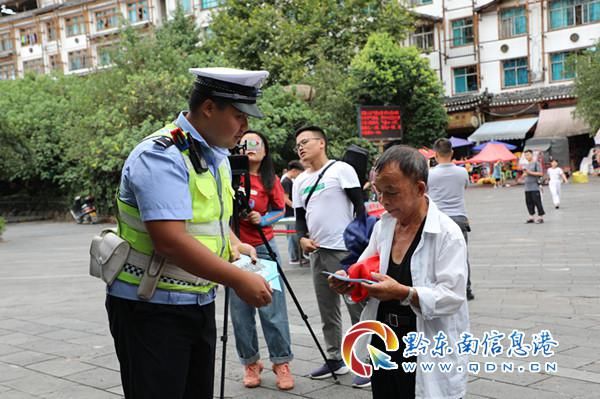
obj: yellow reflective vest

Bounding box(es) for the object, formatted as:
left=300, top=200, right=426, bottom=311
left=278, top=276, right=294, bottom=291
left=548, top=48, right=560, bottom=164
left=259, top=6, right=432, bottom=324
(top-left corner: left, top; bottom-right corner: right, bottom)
left=115, top=123, right=234, bottom=294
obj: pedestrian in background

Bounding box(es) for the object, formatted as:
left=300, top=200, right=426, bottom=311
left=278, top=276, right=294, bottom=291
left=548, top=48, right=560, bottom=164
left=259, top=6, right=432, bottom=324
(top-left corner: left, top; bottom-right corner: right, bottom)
left=428, top=138, right=474, bottom=300
left=281, top=160, right=305, bottom=265
left=522, top=150, right=546, bottom=224
left=492, top=160, right=503, bottom=188
left=231, top=130, right=294, bottom=390
left=547, top=159, right=568, bottom=209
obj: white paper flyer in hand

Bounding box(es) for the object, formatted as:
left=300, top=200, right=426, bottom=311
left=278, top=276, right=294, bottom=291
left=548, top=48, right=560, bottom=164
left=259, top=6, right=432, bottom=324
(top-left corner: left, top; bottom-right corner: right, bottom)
left=233, top=255, right=281, bottom=292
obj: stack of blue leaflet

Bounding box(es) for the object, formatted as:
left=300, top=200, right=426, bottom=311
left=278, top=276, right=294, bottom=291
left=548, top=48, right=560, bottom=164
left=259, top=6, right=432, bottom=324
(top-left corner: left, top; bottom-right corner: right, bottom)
left=233, top=255, right=281, bottom=291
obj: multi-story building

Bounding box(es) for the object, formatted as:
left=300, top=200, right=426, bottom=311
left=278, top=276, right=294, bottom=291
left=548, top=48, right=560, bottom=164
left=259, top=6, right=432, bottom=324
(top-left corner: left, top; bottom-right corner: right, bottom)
left=407, top=0, right=599, bottom=164
left=2, top=0, right=598, bottom=164
left=0, top=0, right=218, bottom=79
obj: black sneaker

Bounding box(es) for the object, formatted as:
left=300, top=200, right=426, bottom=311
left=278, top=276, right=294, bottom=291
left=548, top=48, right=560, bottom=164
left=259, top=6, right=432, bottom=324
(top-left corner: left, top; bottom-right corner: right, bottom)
left=308, top=359, right=349, bottom=379
left=525, top=219, right=534, bottom=224
left=352, top=375, right=371, bottom=388
left=467, top=290, right=475, bottom=301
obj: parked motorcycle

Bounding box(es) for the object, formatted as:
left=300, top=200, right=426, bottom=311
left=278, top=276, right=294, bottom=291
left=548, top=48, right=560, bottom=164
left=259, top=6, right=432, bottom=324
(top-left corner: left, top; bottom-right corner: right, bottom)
left=70, top=195, right=98, bottom=224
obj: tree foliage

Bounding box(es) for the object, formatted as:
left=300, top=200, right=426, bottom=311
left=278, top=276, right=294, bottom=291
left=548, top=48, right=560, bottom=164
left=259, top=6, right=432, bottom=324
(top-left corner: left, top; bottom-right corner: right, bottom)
left=0, top=8, right=223, bottom=213
left=346, top=32, right=447, bottom=146
left=207, top=0, right=412, bottom=85
left=1, top=5, right=450, bottom=217
left=574, top=45, right=600, bottom=133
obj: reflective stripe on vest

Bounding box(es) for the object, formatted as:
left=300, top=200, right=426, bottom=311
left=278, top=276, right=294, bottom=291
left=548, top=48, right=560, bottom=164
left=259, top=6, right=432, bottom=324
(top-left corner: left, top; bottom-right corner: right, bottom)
left=115, top=123, right=233, bottom=294
left=120, top=210, right=223, bottom=237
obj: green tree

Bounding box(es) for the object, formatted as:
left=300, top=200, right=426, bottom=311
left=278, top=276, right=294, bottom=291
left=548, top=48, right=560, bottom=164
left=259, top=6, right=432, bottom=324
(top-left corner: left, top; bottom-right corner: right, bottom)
left=207, top=0, right=412, bottom=85
left=574, top=45, right=600, bottom=133
left=346, top=32, right=447, bottom=146
left=0, top=7, right=226, bottom=213
left=250, top=85, right=336, bottom=167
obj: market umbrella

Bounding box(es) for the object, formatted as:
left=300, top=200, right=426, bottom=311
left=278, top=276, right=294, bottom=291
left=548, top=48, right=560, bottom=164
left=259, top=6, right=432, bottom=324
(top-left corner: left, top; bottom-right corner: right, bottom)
left=449, top=136, right=473, bottom=148
left=467, top=143, right=517, bottom=164
left=418, top=147, right=435, bottom=159
left=472, top=140, right=517, bottom=151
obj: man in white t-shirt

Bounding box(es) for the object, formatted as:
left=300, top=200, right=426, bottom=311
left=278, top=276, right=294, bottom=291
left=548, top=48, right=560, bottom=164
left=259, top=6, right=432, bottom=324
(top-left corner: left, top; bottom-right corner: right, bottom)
left=292, top=126, right=368, bottom=386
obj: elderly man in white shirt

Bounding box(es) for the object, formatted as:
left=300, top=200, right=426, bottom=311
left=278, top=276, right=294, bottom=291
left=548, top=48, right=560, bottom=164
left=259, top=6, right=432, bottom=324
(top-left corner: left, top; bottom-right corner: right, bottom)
left=330, top=145, right=469, bottom=399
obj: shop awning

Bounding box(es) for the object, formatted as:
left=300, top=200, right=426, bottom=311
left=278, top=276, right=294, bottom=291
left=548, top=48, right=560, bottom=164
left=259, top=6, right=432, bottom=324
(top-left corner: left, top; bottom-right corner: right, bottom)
left=523, top=142, right=551, bottom=152
left=468, top=117, right=538, bottom=142
left=534, top=106, right=589, bottom=138
left=467, top=143, right=517, bottom=163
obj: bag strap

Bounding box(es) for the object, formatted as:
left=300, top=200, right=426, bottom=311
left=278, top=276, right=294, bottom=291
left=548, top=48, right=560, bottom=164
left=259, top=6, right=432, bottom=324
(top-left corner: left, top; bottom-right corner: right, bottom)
left=304, top=160, right=336, bottom=208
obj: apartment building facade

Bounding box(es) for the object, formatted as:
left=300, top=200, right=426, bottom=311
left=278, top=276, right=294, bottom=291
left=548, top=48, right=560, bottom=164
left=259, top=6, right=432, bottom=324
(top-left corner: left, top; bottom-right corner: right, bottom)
left=408, top=0, right=599, bottom=155
left=0, top=0, right=217, bottom=79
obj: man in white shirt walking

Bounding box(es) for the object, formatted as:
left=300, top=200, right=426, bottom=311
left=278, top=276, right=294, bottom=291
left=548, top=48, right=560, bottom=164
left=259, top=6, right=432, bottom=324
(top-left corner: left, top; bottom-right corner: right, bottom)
left=428, top=138, right=474, bottom=300
left=292, top=126, right=369, bottom=387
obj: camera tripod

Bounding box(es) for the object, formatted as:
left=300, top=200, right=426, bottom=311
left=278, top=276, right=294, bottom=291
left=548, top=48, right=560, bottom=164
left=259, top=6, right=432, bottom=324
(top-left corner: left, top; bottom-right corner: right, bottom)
left=219, top=153, right=339, bottom=399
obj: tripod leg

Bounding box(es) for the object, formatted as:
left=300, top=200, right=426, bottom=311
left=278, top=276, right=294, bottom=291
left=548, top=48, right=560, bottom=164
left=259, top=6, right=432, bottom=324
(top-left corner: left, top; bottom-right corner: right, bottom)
left=257, top=228, right=340, bottom=383
left=219, top=287, right=230, bottom=399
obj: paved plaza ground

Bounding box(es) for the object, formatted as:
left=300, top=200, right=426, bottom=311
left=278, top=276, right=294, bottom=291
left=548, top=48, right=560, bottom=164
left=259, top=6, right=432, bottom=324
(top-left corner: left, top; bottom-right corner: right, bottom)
left=1, top=179, right=600, bottom=398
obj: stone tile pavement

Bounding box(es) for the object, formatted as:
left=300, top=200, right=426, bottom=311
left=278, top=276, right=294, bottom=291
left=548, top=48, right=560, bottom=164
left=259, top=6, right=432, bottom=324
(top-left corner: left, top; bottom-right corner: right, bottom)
left=1, top=178, right=599, bottom=398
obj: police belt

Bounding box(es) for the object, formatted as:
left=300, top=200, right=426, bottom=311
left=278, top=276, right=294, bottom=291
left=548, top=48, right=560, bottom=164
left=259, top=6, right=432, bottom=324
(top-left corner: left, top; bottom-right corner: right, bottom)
left=126, top=248, right=214, bottom=287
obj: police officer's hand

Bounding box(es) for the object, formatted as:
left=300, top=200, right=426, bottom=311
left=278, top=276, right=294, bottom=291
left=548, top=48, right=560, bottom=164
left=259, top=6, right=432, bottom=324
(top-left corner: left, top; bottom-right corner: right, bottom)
left=230, top=242, right=258, bottom=263
left=246, top=211, right=262, bottom=225
left=234, top=272, right=273, bottom=307
left=300, top=237, right=319, bottom=253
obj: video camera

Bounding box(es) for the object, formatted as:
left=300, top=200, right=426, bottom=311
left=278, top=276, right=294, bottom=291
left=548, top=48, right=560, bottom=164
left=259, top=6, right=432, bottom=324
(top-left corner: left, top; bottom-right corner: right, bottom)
left=228, top=141, right=252, bottom=219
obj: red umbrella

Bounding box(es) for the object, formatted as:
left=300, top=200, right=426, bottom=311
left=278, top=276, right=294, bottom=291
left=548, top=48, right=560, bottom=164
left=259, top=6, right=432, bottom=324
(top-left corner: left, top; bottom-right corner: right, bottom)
left=418, top=147, right=435, bottom=159
left=467, top=143, right=517, bottom=164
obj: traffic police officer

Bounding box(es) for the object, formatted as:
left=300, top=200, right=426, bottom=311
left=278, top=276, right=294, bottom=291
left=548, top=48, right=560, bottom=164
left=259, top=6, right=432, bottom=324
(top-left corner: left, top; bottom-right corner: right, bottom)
left=106, top=67, right=273, bottom=399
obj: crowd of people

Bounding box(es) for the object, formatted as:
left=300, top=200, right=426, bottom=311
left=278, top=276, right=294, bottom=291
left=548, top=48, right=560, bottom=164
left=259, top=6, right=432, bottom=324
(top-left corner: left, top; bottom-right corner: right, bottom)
left=100, top=66, right=587, bottom=399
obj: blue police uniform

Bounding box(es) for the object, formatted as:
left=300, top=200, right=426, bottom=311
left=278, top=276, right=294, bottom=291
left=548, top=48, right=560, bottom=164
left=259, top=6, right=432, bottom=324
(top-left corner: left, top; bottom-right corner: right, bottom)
left=108, top=111, right=231, bottom=305
left=105, top=67, right=269, bottom=399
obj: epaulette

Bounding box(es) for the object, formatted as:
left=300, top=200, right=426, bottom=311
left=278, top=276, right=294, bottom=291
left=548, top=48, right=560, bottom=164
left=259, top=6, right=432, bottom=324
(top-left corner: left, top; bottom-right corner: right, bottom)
left=153, top=136, right=174, bottom=149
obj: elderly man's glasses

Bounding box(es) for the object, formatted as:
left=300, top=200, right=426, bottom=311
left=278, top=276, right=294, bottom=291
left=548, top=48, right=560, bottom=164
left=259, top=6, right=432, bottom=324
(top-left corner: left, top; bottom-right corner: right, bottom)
left=294, top=138, right=321, bottom=153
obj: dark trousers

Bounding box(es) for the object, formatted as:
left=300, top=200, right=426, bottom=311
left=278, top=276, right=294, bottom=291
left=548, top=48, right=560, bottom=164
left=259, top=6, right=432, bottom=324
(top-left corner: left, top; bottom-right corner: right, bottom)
left=106, top=295, right=216, bottom=399
left=525, top=190, right=545, bottom=217
left=372, top=307, right=416, bottom=398
left=449, top=215, right=472, bottom=293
